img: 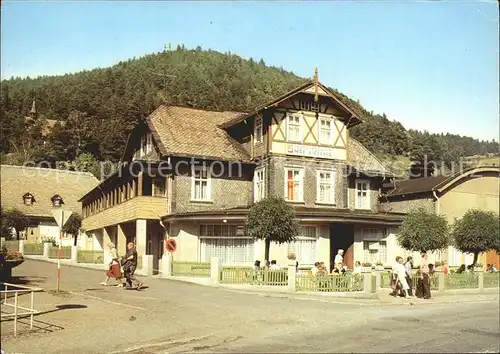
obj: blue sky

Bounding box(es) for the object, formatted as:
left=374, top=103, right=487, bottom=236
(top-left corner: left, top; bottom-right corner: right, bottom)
left=2, top=0, right=498, bottom=141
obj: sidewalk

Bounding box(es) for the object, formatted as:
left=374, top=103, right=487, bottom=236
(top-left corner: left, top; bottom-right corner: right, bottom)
left=376, top=288, right=499, bottom=306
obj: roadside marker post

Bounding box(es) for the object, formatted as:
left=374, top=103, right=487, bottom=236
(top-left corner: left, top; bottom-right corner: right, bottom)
left=51, top=209, right=73, bottom=293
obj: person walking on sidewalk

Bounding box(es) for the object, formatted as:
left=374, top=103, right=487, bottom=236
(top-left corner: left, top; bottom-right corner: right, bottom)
left=122, top=242, right=143, bottom=290
left=100, top=242, right=123, bottom=287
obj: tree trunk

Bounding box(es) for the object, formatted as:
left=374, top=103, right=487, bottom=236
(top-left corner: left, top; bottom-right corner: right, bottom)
left=472, top=252, right=479, bottom=267
left=264, top=239, right=271, bottom=264
left=74, top=235, right=77, bottom=247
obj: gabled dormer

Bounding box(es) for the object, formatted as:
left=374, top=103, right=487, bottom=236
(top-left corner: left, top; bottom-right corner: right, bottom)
left=121, top=120, right=161, bottom=163
left=220, top=71, right=363, bottom=162
left=22, top=192, right=36, bottom=206
left=51, top=194, right=64, bottom=207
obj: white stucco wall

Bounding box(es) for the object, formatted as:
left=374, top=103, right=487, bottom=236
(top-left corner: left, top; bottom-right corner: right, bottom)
left=170, top=222, right=330, bottom=268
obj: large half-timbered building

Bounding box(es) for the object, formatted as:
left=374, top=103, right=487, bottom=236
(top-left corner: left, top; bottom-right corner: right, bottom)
left=79, top=76, right=405, bottom=271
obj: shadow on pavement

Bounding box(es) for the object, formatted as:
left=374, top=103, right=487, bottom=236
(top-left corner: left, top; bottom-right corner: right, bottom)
left=4, top=275, right=47, bottom=286
left=1, top=303, right=88, bottom=337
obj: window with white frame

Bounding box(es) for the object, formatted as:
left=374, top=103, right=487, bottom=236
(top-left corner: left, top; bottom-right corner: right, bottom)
left=153, top=177, right=166, bottom=197
left=139, top=132, right=153, bottom=158
left=146, top=132, right=152, bottom=154
left=355, top=179, right=370, bottom=209
left=285, top=168, right=303, bottom=202
left=299, top=100, right=319, bottom=112
left=288, top=226, right=317, bottom=265
left=363, top=240, right=387, bottom=264
left=254, top=168, right=266, bottom=202
left=254, top=116, right=263, bottom=144
left=191, top=167, right=211, bottom=201
left=318, top=115, right=333, bottom=144
left=140, top=135, right=146, bottom=157
left=199, top=224, right=254, bottom=264
left=316, top=170, right=335, bottom=204
left=287, top=113, right=302, bottom=142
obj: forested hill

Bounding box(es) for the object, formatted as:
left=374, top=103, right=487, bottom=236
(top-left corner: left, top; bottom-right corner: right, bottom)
left=1, top=45, right=498, bottom=171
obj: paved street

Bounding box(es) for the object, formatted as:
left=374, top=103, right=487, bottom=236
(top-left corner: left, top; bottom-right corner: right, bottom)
left=1, top=260, right=499, bottom=353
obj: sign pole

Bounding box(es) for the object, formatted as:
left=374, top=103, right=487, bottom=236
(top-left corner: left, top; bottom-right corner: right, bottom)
left=57, top=211, right=63, bottom=293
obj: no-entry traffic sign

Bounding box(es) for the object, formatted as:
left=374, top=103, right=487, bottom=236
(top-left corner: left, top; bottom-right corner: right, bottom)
left=165, top=239, right=177, bottom=253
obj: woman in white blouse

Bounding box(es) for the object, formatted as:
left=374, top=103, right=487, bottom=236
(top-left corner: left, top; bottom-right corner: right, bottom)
left=395, top=256, right=410, bottom=298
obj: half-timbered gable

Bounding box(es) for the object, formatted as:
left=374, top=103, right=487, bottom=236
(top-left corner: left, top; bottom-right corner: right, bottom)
left=221, top=78, right=362, bottom=162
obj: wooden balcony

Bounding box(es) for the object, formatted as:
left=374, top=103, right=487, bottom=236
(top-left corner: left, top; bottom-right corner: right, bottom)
left=82, top=196, right=169, bottom=230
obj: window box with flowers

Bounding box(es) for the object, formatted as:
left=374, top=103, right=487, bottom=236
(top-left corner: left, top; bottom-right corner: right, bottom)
left=375, top=261, right=384, bottom=271
left=361, top=262, right=372, bottom=272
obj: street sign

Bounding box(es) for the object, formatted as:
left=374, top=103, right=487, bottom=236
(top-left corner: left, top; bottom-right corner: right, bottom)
left=51, top=209, right=73, bottom=228
left=165, top=239, right=177, bottom=253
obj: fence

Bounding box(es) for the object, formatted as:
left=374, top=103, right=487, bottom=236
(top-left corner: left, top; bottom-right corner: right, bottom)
left=77, top=250, right=104, bottom=264
left=380, top=271, right=440, bottom=291
left=484, top=273, right=500, bottom=288
left=1, top=282, right=43, bottom=337
left=444, top=273, right=480, bottom=289
left=48, top=246, right=71, bottom=259
left=296, top=273, right=364, bottom=292
left=172, top=261, right=211, bottom=277
left=1, top=240, right=20, bottom=251
left=220, top=267, right=288, bottom=286
left=378, top=271, right=500, bottom=291
left=23, top=243, right=44, bottom=255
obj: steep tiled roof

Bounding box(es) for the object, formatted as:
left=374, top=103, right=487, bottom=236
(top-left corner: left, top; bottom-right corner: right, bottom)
left=0, top=165, right=99, bottom=218
left=348, top=138, right=392, bottom=176
left=146, top=105, right=251, bottom=162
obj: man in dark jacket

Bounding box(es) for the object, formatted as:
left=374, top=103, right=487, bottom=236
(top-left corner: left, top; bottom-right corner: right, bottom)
left=122, top=242, right=143, bottom=290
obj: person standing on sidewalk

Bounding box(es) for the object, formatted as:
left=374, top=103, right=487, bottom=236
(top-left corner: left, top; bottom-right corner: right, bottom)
left=418, top=252, right=431, bottom=299
left=122, top=242, right=143, bottom=290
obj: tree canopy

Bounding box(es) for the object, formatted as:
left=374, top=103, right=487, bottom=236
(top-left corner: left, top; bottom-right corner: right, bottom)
left=0, top=45, right=498, bottom=174
left=1, top=208, right=29, bottom=240
left=62, top=213, right=83, bottom=246
left=397, top=208, right=450, bottom=253
left=245, top=196, right=299, bottom=262
left=451, top=209, right=500, bottom=266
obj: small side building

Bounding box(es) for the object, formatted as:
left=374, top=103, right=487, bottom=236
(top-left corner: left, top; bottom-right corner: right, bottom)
left=0, top=165, right=99, bottom=246
left=380, top=166, right=500, bottom=268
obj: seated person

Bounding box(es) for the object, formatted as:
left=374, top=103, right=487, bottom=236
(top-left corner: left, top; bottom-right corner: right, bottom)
left=311, top=262, right=320, bottom=276
left=270, top=260, right=280, bottom=270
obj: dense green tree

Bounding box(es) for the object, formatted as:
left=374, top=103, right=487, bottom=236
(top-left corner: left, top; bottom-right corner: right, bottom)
left=452, top=210, right=500, bottom=266
left=397, top=208, right=450, bottom=253
left=62, top=213, right=82, bottom=246
left=0, top=45, right=497, bottom=167
left=245, top=196, right=299, bottom=262
left=2, top=208, right=30, bottom=240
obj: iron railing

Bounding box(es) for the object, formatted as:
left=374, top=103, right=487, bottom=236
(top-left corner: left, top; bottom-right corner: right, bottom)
left=1, top=282, right=43, bottom=337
